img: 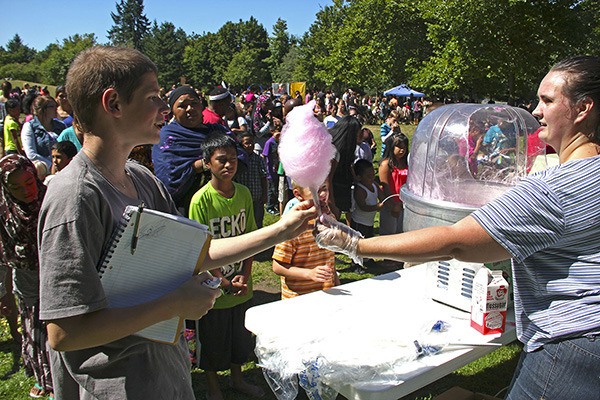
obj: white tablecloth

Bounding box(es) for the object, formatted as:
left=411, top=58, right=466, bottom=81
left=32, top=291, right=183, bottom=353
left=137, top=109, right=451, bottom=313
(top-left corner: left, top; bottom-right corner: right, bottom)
left=246, top=264, right=516, bottom=400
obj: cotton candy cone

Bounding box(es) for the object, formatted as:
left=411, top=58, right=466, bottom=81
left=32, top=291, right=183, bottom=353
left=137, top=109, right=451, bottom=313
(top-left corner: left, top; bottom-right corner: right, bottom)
left=278, top=100, right=336, bottom=190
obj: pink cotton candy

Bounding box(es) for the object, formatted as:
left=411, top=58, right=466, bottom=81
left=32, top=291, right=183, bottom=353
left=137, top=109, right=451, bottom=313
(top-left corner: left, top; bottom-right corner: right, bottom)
left=278, top=100, right=336, bottom=190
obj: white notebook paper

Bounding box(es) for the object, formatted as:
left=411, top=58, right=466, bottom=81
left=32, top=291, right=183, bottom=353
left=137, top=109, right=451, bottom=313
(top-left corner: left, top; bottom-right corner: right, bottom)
left=99, top=205, right=212, bottom=344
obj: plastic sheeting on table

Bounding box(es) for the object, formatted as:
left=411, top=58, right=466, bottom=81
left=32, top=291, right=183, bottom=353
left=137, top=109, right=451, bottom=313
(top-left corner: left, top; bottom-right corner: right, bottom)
left=250, top=278, right=457, bottom=400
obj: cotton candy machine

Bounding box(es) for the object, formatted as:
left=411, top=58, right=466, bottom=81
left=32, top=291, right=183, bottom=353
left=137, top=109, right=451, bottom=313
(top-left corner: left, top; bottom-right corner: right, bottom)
left=401, top=104, right=544, bottom=311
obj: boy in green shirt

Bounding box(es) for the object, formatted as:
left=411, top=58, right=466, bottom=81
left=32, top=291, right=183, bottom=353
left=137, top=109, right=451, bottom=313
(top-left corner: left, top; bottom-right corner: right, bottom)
left=188, top=133, right=263, bottom=400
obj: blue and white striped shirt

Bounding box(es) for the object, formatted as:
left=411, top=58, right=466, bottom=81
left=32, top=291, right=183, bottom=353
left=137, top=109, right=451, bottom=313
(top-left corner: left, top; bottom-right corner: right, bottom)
left=472, top=155, right=600, bottom=352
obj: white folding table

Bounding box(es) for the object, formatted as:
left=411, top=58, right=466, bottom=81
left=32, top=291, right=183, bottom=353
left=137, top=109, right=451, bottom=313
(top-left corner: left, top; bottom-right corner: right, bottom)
left=245, top=263, right=516, bottom=400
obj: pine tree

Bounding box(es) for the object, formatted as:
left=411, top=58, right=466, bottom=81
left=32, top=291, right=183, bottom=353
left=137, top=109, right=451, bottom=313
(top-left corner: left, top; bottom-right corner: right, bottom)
left=4, top=34, right=36, bottom=64
left=107, top=0, right=150, bottom=50
left=267, top=18, right=291, bottom=82
left=144, top=21, right=187, bottom=87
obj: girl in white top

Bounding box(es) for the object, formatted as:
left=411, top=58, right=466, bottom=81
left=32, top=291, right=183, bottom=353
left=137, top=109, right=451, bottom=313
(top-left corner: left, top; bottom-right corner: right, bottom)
left=350, top=159, right=384, bottom=237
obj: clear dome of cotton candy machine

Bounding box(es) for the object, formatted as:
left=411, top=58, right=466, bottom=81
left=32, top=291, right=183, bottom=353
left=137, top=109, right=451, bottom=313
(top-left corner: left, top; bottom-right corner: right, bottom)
left=401, top=103, right=544, bottom=231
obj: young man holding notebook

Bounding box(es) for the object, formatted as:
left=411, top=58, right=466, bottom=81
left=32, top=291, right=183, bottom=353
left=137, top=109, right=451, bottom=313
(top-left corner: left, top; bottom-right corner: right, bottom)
left=37, top=46, right=316, bottom=399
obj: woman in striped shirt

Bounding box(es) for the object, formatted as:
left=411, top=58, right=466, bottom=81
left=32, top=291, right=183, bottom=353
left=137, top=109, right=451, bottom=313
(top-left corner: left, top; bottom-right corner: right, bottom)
left=316, top=55, right=600, bottom=399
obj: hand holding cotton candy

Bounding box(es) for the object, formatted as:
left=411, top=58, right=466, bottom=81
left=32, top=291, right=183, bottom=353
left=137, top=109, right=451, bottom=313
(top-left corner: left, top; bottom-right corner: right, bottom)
left=278, top=100, right=336, bottom=214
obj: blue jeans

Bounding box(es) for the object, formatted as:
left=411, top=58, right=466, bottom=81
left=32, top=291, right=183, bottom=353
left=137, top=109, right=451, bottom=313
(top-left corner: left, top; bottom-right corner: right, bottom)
left=266, top=176, right=279, bottom=211
left=253, top=200, right=265, bottom=228
left=506, top=335, right=600, bottom=399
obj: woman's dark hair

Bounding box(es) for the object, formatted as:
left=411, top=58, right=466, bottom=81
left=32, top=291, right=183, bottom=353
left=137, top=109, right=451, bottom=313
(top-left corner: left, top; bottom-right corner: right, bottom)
left=22, top=90, right=37, bottom=115
left=551, top=55, right=600, bottom=142
left=330, top=115, right=360, bottom=172
left=382, top=133, right=409, bottom=169
left=1, top=81, right=12, bottom=99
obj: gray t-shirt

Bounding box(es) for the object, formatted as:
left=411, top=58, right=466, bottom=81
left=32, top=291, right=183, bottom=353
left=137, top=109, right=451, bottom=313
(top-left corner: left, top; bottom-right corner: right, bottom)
left=39, top=152, right=195, bottom=400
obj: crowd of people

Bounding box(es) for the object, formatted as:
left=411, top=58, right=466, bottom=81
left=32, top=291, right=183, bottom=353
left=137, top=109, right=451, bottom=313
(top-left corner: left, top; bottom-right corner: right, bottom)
left=0, top=81, right=77, bottom=399
left=0, top=46, right=398, bottom=399
left=0, top=54, right=416, bottom=398
left=0, top=46, right=598, bottom=400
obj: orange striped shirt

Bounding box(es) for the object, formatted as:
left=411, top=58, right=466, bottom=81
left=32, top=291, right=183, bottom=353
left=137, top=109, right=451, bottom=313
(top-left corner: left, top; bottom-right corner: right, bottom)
left=272, top=227, right=336, bottom=299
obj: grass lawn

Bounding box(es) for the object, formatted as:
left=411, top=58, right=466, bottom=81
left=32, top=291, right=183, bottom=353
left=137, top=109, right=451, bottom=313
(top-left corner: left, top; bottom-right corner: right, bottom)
left=0, top=123, right=521, bottom=399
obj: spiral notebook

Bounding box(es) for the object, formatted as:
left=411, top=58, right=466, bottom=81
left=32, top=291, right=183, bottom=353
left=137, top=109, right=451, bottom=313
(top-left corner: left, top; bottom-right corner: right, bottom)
left=99, top=205, right=212, bottom=344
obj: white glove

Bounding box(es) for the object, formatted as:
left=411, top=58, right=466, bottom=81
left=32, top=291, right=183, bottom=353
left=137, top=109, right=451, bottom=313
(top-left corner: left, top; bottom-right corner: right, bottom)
left=314, top=214, right=363, bottom=266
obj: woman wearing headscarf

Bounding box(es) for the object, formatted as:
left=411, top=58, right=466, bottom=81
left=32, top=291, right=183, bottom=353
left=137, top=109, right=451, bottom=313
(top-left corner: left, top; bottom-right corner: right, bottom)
left=0, top=154, right=52, bottom=398
left=20, top=95, right=66, bottom=170
left=152, top=86, right=226, bottom=214
left=152, top=86, right=247, bottom=215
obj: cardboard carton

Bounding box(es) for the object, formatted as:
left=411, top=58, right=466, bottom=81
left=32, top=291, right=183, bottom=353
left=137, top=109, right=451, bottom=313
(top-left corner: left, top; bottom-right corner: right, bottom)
left=470, top=268, right=509, bottom=335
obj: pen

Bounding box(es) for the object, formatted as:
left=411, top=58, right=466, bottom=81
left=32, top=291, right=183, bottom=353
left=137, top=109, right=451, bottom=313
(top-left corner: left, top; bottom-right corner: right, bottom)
left=131, top=202, right=145, bottom=255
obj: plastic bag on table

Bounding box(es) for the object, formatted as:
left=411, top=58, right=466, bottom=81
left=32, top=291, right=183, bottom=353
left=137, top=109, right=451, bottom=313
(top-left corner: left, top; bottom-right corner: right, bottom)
left=255, top=334, right=307, bottom=377
left=315, top=341, right=419, bottom=387
left=262, top=369, right=299, bottom=400
left=415, top=319, right=451, bottom=357
left=298, top=357, right=339, bottom=400
left=254, top=298, right=454, bottom=393
left=255, top=334, right=308, bottom=399
left=314, top=319, right=453, bottom=387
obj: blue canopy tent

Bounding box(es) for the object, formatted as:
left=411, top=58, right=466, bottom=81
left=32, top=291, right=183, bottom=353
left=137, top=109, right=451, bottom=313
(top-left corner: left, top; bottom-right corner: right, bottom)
left=384, top=84, right=425, bottom=97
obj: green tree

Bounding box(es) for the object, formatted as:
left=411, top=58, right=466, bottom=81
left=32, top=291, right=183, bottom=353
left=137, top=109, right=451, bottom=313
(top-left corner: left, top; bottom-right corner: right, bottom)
left=0, top=62, right=40, bottom=82
left=185, top=17, right=270, bottom=88
left=39, top=34, right=97, bottom=85
left=410, top=0, right=585, bottom=102
left=144, top=21, right=187, bottom=88
left=329, top=0, right=428, bottom=93
left=183, top=33, right=217, bottom=89
left=240, top=17, right=270, bottom=52
left=108, top=0, right=150, bottom=50
left=267, top=18, right=291, bottom=82
left=297, top=0, right=429, bottom=93
left=223, top=47, right=270, bottom=90
left=238, top=17, right=271, bottom=86
left=1, top=34, right=37, bottom=65
left=577, top=0, right=600, bottom=55
left=34, top=43, right=60, bottom=64
left=276, top=44, right=301, bottom=83
left=209, top=21, right=240, bottom=82
left=297, top=0, right=347, bottom=90
left=210, top=17, right=270, bottom=84
left=0, top=34, right=38, bottom=81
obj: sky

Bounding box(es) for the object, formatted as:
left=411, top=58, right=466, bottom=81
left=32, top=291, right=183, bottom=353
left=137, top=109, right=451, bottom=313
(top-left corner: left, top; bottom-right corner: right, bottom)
left=1, top=0, right=334, bottom=51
